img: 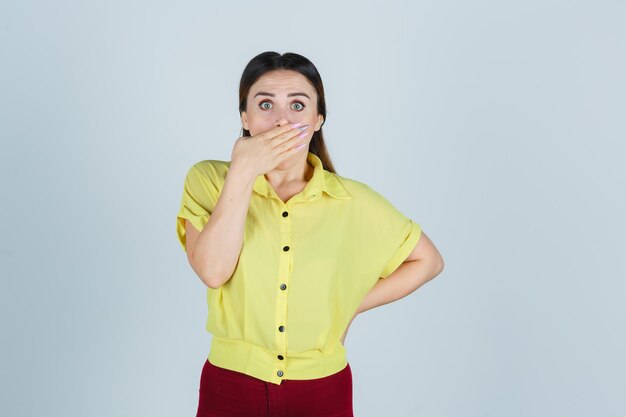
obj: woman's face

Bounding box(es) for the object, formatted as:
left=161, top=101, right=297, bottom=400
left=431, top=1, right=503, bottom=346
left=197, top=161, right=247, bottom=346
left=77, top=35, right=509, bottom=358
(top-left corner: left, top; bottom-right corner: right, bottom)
left=241, top=69, right=324, bottom=146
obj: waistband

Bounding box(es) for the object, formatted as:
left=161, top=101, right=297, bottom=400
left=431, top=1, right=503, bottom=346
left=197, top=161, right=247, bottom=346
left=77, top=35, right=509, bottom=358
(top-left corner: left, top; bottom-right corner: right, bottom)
left=208, top=336, right=347, bottom=385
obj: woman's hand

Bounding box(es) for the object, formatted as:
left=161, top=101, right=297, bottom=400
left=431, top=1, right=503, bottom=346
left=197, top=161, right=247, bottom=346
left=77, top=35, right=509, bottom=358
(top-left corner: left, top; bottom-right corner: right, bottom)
left=230, top=123, right=310, bottom=177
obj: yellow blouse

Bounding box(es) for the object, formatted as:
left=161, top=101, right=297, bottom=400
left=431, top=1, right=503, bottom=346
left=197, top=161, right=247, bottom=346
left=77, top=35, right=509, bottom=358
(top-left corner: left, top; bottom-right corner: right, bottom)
left=176, top=151, right=421, bottom=385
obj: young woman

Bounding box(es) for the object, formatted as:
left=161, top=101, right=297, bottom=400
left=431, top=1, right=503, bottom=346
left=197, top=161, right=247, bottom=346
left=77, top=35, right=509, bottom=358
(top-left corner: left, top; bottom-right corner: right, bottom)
left=176, top=51, right=444, bottom=417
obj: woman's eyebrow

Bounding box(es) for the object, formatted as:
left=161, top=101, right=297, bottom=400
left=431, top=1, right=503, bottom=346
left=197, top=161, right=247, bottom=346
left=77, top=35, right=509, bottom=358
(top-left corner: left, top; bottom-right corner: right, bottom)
left=253, top=91, right=310, bottom=100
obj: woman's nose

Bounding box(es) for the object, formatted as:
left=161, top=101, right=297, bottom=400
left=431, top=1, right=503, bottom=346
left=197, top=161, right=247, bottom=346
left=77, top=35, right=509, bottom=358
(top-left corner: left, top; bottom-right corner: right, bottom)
left=276, top=118, right=291, bottom=127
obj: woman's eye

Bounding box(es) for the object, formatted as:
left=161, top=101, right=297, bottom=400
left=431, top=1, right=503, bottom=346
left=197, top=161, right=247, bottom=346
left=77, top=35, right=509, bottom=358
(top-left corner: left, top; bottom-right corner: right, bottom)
left=258, top=101, right=306, bottom=111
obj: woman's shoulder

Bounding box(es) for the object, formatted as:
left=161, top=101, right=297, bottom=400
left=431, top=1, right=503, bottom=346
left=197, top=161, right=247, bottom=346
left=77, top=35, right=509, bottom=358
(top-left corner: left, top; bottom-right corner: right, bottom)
left=331, top=171, right=412, bottom=223
left=189, top=158, right=230, bottom=173
left=330, top=171, right=386, bottom=203
left=186, top=159, right=231, bottom=185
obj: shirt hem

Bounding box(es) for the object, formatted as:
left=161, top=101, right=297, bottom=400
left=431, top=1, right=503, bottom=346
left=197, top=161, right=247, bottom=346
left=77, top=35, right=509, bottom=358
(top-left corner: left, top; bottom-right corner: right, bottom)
left=208, top=336, right=348, bottom=385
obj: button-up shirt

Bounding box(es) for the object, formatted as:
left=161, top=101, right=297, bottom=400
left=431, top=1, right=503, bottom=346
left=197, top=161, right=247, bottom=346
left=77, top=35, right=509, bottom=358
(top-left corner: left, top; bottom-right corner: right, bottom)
left=176, top=151, right=421, bottom=384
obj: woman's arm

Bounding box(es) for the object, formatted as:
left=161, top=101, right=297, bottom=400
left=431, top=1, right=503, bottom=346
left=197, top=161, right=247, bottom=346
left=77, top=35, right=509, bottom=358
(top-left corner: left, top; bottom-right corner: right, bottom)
left=185, top=166, right=257, bottom=289
left=340, top=232, right=443, bottom=344
left=359, top=231, right=444, bottom=313
left=339, top=259, right=435, bottom=345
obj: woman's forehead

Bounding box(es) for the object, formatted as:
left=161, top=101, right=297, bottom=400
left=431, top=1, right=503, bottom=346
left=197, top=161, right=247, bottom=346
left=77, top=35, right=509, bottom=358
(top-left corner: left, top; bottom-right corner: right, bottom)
left=251, top=71, right=313, bottom=95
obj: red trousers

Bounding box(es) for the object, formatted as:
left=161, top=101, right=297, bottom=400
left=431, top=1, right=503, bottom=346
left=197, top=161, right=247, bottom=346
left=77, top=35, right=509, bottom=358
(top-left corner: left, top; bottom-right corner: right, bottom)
left=196, top=358, right=354, bottom=417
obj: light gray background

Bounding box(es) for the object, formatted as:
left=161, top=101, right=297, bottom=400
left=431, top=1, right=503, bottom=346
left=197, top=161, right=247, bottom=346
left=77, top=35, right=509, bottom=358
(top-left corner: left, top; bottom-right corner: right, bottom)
left=1, top=1, right=625, bottom=416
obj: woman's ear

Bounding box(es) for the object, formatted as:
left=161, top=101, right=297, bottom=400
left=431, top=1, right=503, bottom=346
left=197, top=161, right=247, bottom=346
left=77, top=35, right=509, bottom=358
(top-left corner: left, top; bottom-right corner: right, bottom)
left=241, top=112, right=248, bottom=130
left=315, top=114, right=324, bottom=131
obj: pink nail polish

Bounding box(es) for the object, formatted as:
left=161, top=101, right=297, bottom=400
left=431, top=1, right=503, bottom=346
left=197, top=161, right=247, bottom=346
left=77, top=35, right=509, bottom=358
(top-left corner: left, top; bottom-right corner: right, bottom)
left=291, top=122, right=302, bottom=128
left=298, top=131, right=307, bottom=138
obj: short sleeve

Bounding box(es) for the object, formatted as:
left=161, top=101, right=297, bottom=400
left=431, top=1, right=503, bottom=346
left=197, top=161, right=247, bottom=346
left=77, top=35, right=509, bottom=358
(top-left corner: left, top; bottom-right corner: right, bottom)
left=176, top=162, right=221, bottom=253
left=365, top=185, right=422, bottom=278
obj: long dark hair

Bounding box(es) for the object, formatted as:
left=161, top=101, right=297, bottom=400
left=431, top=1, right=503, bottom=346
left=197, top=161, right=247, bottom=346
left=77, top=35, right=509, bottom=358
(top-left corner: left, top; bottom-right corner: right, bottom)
left=238, top=51, right=337, bottom=173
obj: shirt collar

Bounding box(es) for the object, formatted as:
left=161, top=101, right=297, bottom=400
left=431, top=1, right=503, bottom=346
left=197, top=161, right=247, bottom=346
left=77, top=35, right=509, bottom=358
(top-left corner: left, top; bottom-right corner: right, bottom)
left=250, top=151, right=352, bottom=201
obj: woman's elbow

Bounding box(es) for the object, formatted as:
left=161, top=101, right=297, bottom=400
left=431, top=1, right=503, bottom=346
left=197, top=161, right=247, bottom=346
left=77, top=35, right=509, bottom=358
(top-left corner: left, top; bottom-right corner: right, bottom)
left=434, top=255, right=445, bottom=276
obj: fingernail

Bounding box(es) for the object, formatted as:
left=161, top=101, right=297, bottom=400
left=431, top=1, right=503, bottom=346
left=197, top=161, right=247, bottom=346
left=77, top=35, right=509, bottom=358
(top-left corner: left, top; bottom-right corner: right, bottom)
left=291, top=122, right=302, bottom=128
left=298, top=125, right=310, bottom=131
left=298, top=131, right=307, bottom=138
